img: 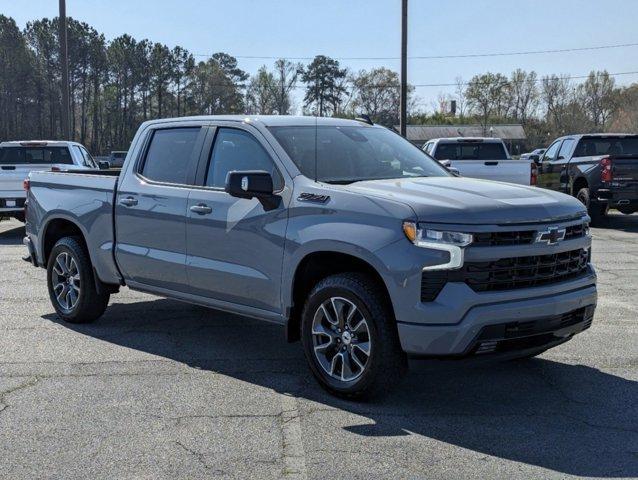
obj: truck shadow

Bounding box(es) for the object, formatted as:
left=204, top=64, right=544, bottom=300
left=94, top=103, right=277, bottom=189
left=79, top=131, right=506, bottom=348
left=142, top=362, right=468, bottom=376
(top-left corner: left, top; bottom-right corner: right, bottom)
left=43, top=298, right=638, bottom=477
left=0, top=223, right=25, bottom=245
left=599, top=211, right=638, bottom=233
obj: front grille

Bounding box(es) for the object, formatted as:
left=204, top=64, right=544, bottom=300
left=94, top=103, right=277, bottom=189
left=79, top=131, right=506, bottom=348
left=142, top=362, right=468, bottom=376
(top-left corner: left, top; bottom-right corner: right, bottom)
left=473, top=230, right=535, bottom=246
left=471, top=222, right=588, bottom=247
left=421, top=248, right=590, bottom=301
left=461, top=248, right=590, bottom=292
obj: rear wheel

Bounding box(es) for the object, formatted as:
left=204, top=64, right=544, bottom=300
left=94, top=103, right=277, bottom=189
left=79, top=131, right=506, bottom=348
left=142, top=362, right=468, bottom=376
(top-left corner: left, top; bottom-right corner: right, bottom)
left=576, top=187, right=607, bottom=225
left=47, top=237, right=109, bottom=323
left=301, top=273, right=407, bottom=399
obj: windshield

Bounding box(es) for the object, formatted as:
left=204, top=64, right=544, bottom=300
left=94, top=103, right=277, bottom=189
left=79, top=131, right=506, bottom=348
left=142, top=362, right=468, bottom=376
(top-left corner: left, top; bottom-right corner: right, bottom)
left=433, top=141, right=509, bottom=161
left=0, top=146, right=74, bottom=165
left=268, top=125, right=450, bottom=183
left=574, top=137, right=638, bottom=156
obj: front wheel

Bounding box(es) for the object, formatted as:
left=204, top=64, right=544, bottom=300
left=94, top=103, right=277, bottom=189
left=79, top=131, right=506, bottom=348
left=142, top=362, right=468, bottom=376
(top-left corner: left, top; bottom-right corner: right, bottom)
left=576, top=187, right=607, bottom=225
left=301, top=273, right=407, bottom=399
left=47, top=237, right=109, bottom=323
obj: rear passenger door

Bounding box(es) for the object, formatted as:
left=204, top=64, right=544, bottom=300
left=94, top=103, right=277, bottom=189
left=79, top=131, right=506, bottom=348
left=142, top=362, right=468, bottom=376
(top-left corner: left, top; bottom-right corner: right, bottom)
left=185, top=124, right=290, bottom=314
left=114, top=124, right=206, bottom=292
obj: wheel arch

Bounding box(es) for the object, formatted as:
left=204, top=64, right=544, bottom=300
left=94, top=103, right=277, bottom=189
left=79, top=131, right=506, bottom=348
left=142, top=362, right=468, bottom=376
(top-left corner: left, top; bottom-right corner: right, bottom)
left=41, top=215, right=89, bottom=266
left=285, top=248, right=394, bottom=343
left=572, top=176, right=589, bottom=196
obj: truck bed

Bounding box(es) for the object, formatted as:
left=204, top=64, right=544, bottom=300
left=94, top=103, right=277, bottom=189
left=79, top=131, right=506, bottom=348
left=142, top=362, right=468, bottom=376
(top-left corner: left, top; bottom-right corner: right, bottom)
left=27, top=170, right=121, bottom=285
left=447, top=158, right=532, bottom=185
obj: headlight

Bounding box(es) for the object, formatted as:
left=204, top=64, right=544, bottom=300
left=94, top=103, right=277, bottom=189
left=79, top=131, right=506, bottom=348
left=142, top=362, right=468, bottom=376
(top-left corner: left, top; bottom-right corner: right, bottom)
left=402, top=221, right=473, bottom=270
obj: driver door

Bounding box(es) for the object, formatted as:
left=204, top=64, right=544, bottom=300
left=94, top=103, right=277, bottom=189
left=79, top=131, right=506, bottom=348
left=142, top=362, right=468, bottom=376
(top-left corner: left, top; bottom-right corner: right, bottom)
left=185, top=124, right=290, bottom=314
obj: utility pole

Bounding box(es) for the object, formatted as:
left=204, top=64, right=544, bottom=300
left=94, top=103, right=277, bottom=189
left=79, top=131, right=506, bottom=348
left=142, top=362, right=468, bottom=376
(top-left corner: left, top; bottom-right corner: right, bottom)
left=59, top=0, right=70, bottom=140
left=400, top=0, right=408, bottom=138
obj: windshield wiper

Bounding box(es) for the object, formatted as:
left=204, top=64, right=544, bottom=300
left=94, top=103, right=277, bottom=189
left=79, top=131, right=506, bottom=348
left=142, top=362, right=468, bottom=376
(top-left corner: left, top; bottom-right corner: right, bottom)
left=323, top=179, right=360, bottom=185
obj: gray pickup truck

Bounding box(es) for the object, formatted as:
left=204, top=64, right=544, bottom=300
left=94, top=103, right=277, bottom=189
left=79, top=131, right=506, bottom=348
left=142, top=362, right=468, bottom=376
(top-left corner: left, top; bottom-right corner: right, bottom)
left=23, top=116, right=597, bottom=398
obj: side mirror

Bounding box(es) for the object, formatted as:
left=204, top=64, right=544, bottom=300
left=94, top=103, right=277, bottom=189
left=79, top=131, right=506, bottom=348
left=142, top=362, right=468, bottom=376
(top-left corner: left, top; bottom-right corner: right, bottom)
left=448, top=167, right=460, bottom=176
left=529, top=154, right=540, bottom=164
left=225, top=171, right=274, bottom=199
left=98, top=161, right=110, bottom=170
left=439, top=159, right=452, bottom=167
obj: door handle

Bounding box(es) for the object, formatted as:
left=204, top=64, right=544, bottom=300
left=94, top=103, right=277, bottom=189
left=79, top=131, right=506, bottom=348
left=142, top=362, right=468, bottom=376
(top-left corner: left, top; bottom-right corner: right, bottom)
left=190, top=203, right=213, bottom=215
left=119, top=196, right=138, bottom=207
left=484, top=161, right=499, bottom=166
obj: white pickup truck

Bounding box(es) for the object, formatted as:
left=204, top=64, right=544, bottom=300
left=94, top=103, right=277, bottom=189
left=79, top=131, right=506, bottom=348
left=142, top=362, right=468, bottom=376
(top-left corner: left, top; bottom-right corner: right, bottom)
left=423, top=137, right=534, bottom=185
left=0, top=140, right=105, bottom=221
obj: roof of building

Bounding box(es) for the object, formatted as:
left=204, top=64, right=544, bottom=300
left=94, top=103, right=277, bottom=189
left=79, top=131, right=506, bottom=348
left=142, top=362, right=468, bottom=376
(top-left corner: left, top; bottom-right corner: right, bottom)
left=403, top=124, right=527, bottom=142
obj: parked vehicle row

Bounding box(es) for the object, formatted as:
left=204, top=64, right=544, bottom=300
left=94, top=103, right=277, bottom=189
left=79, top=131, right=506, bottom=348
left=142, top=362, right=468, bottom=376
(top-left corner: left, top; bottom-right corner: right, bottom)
left=23, top=115, right=596, bottom=398
left=0, top=141, right=107, bottom=222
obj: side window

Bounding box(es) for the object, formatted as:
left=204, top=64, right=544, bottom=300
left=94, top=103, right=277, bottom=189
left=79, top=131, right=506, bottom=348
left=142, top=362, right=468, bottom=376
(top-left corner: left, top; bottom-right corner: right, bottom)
left=558, top=139, right=574, bottom=160
left=141, top=127, right=200, bottom=184
left=73, top=145, right=94, bottom=167
left=424, top=142, right=433, bottom=155
left=543, top=141, right=561, bottom=162
left=206, top=128, right=283, bottom=189
left=80, top=146, right=96, bottom=167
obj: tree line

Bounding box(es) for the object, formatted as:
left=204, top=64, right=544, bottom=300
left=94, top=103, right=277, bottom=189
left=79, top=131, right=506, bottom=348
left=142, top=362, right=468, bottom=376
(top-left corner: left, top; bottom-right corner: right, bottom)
left=438, top=70, right=638, bottom=147
left=1, top=15, right=636, bottom=154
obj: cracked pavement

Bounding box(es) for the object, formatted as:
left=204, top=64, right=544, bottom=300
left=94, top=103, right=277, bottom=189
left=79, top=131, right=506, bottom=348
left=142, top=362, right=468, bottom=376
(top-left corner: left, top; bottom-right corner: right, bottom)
left=0, top=214, right=637, bottom=479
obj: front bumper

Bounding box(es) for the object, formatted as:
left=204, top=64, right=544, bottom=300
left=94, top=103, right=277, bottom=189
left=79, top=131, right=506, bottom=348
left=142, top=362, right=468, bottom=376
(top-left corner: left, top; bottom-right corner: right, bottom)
left=397, top=284, right=596, bottom=356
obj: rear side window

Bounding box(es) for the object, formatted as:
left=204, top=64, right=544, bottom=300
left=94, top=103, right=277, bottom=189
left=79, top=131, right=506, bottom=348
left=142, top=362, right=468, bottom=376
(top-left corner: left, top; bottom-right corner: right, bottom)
left=433, top=142, right=508, bottom=160
left=574, top=137, right=638, bottom=156
left=0, top=146, right=73, bottom=165
left=141, top=128, right=201, bottom=184
left=206, top=128, right=282, bottom=189
left=73, top=145, right=96, bottom=168
left=558, top=139, right=575, bottom=159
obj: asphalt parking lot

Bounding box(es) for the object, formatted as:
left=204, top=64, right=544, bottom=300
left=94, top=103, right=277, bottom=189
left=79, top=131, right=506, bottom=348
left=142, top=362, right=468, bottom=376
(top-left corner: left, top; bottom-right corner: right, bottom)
left=0, top=214, right=636, bottom=479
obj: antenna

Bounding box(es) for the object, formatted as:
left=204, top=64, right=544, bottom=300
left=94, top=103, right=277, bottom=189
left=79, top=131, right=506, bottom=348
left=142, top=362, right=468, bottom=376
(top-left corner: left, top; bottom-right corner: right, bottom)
left=355, top=114, right=374, bottom=125
left=314, top=114, right=318, bottom=182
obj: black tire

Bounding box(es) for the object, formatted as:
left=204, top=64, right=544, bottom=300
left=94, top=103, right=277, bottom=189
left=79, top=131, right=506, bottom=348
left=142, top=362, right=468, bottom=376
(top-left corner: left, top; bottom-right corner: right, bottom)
left=576, top=187, right=607, bottom=225
left=301, top=273, right=407, bottom=399
left=46, top=236, right=109, bottom=323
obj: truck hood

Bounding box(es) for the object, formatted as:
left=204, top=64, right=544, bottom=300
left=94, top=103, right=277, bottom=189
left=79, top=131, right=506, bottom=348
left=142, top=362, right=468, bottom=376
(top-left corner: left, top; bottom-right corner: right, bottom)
left=348, top=177, right=586, bottom=225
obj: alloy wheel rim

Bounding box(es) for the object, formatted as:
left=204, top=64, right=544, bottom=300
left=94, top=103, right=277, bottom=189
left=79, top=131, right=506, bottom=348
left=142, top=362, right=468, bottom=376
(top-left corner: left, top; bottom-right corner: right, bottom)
left=51, top=252, right=81, bottom=312
left=311, top=297, right=371, bottom=382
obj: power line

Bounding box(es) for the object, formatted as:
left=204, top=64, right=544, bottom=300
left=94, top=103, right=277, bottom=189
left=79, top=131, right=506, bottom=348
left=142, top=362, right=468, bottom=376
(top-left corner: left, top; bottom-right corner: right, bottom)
left=193, top=41, right=638, bottom=61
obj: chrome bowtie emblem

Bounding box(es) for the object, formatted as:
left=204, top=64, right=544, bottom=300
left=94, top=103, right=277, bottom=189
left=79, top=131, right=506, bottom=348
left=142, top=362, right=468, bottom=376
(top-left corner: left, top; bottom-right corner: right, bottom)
left=536, top=226, right=566, bottom=245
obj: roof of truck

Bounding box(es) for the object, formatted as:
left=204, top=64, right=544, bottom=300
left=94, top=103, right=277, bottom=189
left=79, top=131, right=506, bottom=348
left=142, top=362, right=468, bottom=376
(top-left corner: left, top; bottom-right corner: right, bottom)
left=554, top=133, right=638, bottom=140
left=0, top=140, right=85, bottom=147
left=141, top=115, right=377, bottom=128
left=428, top=137, right=505, bottom=143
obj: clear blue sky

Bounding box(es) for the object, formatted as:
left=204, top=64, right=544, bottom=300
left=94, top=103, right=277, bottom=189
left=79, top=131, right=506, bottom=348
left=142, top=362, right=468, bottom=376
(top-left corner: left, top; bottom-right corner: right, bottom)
left=4, top=0, right=638, bottom=111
